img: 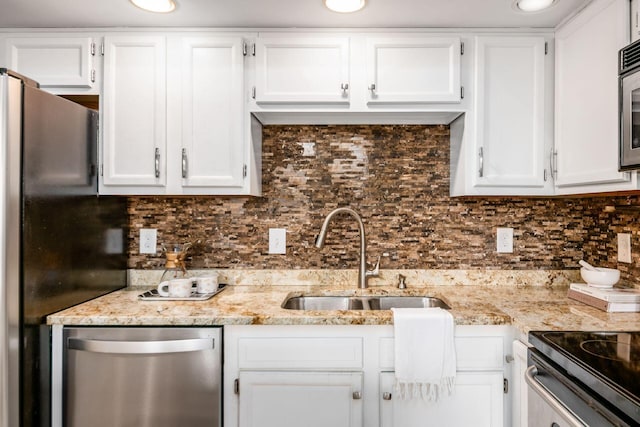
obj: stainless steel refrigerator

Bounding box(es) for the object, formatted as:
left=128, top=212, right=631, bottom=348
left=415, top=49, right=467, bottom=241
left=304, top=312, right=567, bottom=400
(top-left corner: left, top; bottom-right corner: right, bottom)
left=0, top=69, right=128, bottom=427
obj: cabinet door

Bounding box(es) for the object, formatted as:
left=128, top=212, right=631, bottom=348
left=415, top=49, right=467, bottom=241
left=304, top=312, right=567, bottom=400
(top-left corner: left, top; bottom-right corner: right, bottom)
left=255, top=36, right=350, bottom=104
left=555, top=0, right=631, bottom=191
left=238, top=371, right=363, bottom=427
left=379, top=371, right=504, bottom=427
left=101, top=36, right=167, bottom=191
left=5, top=37, right=95, bottom=91
left=511, top=340, right=529, bottom=427
left=365, top=37, right=461, bottom=103
left=473, top=36, right=549, bottom=192
left=177, top=36, right=245, bottom=190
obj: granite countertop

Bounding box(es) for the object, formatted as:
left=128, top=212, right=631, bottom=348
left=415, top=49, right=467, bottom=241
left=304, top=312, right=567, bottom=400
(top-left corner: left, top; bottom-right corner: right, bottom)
left=47, top=283, right=640, bottom=335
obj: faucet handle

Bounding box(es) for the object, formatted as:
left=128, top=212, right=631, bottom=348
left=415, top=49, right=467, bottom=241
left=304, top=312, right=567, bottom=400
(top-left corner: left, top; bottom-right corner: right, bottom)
left=367, top=256, right=380, bottom=277
left=397, top=274, right=407, bottom=289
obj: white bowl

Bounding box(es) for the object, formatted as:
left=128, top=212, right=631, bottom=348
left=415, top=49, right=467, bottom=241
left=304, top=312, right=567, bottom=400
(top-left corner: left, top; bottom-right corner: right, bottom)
left=580, top=267, right=620, bottom=288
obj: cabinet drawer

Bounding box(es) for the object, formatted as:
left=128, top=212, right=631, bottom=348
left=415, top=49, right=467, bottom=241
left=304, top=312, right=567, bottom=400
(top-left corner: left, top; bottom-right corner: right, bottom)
left=239, top=337, right=363, bottom=369
left=379, top=335, right=504, bottom=371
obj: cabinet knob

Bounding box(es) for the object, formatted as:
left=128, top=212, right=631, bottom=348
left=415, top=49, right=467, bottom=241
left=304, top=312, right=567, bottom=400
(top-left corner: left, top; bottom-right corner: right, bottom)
left=341, top=82, right=349, bottom=96
left=352, top=391, right=362, bottom=400
left=368, top=83, right=376, bottom=93
left=382, top=392, right=392, bottom=401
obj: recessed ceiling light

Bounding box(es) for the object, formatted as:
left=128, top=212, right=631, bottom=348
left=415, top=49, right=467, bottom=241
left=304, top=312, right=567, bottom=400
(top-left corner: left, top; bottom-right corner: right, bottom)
left=513, top=0, right=556, bottom=13
left=324, top=0, right=366, bottom=13
left=130, top=0, right=176, bottom=13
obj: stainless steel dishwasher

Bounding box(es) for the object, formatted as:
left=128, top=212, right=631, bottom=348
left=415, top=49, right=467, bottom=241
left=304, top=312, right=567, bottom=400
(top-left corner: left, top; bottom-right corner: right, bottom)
left=62, top=327, right=221, bottom=427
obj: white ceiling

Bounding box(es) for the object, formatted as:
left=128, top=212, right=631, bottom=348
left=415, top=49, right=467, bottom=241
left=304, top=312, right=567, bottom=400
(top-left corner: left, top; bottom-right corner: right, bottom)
left=0, top=0, right=591, bottom=29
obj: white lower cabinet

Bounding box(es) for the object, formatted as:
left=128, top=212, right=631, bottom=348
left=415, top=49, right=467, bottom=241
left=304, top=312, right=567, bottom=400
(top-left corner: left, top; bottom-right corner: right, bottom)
left=238, top=371, right=363, bottom=427
left=379, top=371, right=504, bottom=427
left=225, top=325, right=512, bottom=427
left=511, top=340, right=530, bottom=427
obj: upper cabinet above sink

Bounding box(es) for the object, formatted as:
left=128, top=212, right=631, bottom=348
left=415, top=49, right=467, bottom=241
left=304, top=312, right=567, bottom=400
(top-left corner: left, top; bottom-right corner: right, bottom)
left=365, top=36, right=461, bottom=104
left=250, top=32, right=466, bottom=125
left=254, top=35, right=351, bottom=104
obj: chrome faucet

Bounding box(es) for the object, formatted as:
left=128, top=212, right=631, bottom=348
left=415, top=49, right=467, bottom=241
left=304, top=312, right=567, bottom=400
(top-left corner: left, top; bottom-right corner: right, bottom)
left=315, top=207, right=379, bottom=289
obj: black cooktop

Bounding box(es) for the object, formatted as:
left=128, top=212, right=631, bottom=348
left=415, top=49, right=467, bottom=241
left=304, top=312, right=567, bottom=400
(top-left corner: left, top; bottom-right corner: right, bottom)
left=529, top=331, right=640, bottom=424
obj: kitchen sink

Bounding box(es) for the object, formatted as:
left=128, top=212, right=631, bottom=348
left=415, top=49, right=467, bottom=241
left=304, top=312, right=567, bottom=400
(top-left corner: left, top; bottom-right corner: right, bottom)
left=281, top=295, right=450, bottom=310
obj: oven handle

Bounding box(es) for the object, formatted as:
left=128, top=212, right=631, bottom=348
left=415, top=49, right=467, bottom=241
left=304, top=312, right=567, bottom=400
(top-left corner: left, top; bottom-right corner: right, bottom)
left=525, top=365, right=586, bottom=427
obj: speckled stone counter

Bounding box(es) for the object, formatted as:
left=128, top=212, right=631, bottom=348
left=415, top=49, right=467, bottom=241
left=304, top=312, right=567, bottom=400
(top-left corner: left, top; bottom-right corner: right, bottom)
left=47, top=276, right=640, bottom=336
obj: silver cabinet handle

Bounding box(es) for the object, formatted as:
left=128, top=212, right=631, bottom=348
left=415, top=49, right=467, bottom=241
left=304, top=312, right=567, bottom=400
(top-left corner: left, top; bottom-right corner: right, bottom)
left=67, top=338, right=214, bottom=355
left=368, top=83, right=376, bottom=93
left=341, top=83, right=349, bottom=96
left=154, top=147, right=160, bottom=178
left=478, top=147, right=484, bottom=178
left=352, top=391, right=362, bottom=400
left=181, top=148, right=188, bottom=179
left=524, top=366, right=585, bottom=427
left=382, top=392, right=392, bottom=400
left=551, top=150, right=558, bottom=180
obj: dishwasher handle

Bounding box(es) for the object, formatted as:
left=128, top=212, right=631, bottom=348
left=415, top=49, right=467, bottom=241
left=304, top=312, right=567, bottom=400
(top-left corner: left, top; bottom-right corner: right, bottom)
left=525, top=365, right=585, bottom=427
left=67, top=337, right=215, bottom=355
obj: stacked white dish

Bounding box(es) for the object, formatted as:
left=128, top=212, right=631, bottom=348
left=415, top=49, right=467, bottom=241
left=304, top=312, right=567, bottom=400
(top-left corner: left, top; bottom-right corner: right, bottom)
left=578, top=260, right=620, bottom=288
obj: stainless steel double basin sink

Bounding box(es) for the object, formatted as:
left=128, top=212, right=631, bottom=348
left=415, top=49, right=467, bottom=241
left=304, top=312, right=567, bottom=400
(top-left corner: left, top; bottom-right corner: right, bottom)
left=281, top=295, right=450, bottom=311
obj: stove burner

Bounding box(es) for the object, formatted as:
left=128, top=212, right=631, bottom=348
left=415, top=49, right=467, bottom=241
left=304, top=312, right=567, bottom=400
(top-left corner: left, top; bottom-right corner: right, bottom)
left=580, top=339, right=634, bottom=362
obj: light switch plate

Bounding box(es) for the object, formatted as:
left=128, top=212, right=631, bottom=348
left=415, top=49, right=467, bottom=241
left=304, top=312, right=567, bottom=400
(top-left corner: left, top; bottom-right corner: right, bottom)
left=496, top=227, right=514, bottom=253
left=618, top=233, right=632, bottom=263
left=269, top=228, right=287, bottom=254
left=139, top=228, right=157, bottom=254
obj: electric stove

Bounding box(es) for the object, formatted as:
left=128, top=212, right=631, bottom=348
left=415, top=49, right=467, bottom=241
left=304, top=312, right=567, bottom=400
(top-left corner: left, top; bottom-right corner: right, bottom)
left=528, top=331, right=640, bottom=426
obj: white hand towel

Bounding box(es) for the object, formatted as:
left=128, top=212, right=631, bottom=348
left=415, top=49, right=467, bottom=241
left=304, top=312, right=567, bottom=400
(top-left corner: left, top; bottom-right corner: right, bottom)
left=392, top=307, right=456, bottom=402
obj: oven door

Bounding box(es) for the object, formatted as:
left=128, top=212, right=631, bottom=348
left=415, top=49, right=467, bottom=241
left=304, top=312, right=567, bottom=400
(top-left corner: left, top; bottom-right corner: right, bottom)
left=620, top=70, right=640, bottom=170
left=526, top=351, right=630, bottom=427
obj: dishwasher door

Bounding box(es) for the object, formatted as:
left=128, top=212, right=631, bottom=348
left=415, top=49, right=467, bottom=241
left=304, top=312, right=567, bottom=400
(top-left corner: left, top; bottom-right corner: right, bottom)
left=63, top=327, right=221, bottom=427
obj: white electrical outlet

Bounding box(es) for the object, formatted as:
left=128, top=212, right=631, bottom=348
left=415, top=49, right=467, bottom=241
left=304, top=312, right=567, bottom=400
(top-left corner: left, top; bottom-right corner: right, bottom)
left=618, top=233, right=632, bottom=263
left=269, top=228, right=287, bottom=254
left=139, top=228, right=157, bottom=254
left=496, top=227, right=514, bottom=253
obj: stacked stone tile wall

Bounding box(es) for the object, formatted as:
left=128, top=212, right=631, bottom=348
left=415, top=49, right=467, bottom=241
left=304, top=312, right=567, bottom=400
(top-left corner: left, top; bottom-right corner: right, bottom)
left=127, top=125, right=640, bottom=287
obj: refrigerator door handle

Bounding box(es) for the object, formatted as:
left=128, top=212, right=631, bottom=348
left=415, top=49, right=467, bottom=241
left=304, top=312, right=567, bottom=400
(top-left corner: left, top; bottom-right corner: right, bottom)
left=67, top=337, right=215, bottom=354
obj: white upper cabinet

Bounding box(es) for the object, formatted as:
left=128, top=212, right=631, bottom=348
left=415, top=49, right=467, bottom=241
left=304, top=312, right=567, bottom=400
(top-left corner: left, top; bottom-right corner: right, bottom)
left=101, top=34, right=258, bottom=196
left=365, top=36, right=461, bottom=103
left=472, top=36, right=551, bottom=194
left=254, top=36, right=350, bottom=104
left=450, top=34, right=553, bottom=196
left=3, top=35, right=98, bottom=94
left=175, top=36, right=245, bottom=191
left=554, top=0, right=638, bottom=194
left=101, top=35, right=167, bottom=191
left=251, top=33, right=463, bottom=111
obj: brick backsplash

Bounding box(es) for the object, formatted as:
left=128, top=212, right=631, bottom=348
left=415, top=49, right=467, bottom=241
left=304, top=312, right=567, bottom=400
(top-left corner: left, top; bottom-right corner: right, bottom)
left=127, top=125, right=640, bottom=287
